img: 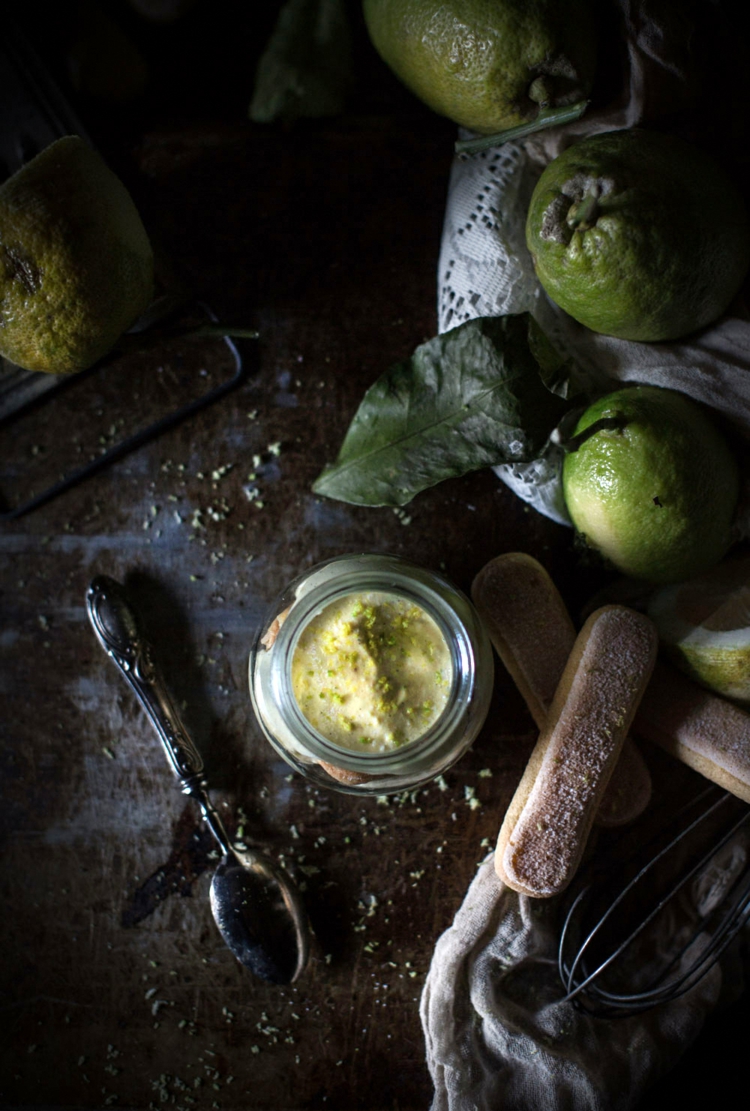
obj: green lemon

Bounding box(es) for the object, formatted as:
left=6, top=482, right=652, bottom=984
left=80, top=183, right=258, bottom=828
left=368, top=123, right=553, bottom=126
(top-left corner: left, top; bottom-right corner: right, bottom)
left=526, top=129, right=750, bottom=342
left=362, top=0, right=597, bottom=136
left=562, top=385, right=739, bottom=583
left=0, top=135, right=154, bottom=374
left=647, top=556, right=750, bottom=703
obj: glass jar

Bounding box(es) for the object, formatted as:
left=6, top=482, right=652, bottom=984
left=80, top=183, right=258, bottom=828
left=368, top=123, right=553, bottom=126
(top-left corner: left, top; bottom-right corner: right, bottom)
left=249, top=553, right=494, bottom=796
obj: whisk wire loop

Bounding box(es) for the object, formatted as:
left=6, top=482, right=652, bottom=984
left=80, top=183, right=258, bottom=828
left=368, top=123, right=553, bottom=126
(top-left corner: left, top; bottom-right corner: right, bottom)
left=558, top=787, right=750, bottom=1017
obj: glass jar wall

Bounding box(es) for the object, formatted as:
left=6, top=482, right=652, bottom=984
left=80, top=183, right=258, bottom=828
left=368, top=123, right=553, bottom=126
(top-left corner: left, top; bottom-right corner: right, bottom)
left=249, top=553, right=494, bottom=796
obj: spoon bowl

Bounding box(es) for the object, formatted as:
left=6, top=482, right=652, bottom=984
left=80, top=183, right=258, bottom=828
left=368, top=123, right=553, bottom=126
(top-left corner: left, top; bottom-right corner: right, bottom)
left=210, top=849, right=309, bottom=984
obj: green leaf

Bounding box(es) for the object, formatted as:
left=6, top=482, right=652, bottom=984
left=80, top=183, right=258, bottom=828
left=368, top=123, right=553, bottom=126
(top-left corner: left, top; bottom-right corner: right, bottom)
left=249, top=0, right=353, bottom=124
left=312, top=315, right=572, bottom=507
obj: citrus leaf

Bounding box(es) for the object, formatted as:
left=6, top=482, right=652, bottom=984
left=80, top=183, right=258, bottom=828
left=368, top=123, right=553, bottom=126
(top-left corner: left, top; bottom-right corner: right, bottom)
left=312, top=314, right=572, bottom=507
left=249, top=0, right=353, bottom=124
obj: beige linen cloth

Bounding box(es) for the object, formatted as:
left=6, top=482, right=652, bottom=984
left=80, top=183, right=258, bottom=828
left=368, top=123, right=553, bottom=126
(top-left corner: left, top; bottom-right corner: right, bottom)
left=422, top=2, right=750, bottom=1107
left=420, top=848, right=746, bottom=1111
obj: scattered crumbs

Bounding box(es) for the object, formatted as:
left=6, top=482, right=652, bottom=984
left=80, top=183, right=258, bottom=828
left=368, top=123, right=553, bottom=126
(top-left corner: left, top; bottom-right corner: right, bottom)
left=298, top=864, right=320, bottom=877
left=478, top=768, right=492, bottom=778
left=38, top=615, right=49, bottom=630
left=102, top=746, right=116, bottom=760
left=392, top=507, right=412, bottom=526
left=464, top=785, right=481, bottom=809
left=206, top=500, right=231, bottom=522
left=435, top=776, right=449, bottom=792
left=267, top=441, right=281, bottom=456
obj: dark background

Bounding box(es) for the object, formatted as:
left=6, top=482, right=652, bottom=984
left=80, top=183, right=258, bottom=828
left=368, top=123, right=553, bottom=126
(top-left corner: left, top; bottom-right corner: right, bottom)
left=1, top=1, right=748, bottom=1108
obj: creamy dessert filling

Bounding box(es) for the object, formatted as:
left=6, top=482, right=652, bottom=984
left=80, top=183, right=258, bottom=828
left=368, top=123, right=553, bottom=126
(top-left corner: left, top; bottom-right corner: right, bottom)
left=290, top=591, right=452, bottom=752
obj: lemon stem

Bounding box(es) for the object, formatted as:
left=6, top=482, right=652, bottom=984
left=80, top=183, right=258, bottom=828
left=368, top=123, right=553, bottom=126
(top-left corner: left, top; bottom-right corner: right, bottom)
left=112, top=322, right=259, bottom=355
left=454, top=100, right=589, bottom=156
left=567, top=192, right=599, bottom=229
left=561, top=414, right=628, bottom=453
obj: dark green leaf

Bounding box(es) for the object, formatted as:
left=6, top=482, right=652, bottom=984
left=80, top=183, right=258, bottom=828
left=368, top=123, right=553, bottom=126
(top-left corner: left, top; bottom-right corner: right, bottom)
left=249, top=0, right=353, bottom=124
left=312, top=314, right=572, bottom=507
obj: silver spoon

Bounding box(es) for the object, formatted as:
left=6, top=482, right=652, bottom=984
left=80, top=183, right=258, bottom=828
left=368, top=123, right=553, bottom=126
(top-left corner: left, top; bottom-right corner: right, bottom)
left=86, top=574, right=310, bottom=984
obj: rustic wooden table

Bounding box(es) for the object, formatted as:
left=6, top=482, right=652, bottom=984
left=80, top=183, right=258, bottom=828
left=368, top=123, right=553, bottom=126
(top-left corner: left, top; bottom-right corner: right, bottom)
left=1, top=3, right=748, bottom=1109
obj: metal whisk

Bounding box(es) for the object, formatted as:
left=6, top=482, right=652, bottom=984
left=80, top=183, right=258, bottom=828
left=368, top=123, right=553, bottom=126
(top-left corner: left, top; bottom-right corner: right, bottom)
left=557, top=786, right=750, bottom=1017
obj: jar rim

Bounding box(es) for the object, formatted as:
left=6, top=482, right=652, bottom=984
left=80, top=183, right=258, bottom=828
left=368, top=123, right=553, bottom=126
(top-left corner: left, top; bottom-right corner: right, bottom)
left=267, top=567, right=475, bottom=771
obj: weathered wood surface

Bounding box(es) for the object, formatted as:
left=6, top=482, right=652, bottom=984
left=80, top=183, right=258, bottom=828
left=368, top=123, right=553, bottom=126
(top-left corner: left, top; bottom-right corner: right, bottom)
left=1, top=4, right=748, bottom=1108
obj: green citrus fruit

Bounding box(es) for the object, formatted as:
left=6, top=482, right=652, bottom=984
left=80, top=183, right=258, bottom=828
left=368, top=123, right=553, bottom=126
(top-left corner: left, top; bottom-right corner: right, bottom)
left=362, top=0, right=597, bottom=136
left=526, top=128, right=750, bottom=342
left=0, top=135, right=154, bottom=374
left=562, top=385, right=739, bottom=583
left=647, top=556, right=750, bottom=703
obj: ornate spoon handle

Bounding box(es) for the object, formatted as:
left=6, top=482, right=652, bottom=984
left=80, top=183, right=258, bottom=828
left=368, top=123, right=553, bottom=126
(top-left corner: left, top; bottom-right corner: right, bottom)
left=86, top=575, right=205, bottom=789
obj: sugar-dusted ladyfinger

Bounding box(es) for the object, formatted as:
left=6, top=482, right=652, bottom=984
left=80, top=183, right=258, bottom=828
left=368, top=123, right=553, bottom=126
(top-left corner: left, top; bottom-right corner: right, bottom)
left=495, top=605, right=659, bottom=898
left=635, top=662, right=750, bottom=804
left=471, top=553, right=652, bottom=827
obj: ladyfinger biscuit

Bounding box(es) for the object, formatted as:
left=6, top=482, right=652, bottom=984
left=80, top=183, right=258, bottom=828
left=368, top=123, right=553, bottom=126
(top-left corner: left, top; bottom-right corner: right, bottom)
left=471, top=554, right=652, bottom=827
left=318, top=761, right=374, bottom=786
left=495, top=606, right=658, bottom=898
left=635, top=662, right=750, bottom=804
left=472, top=553, right=575, bottom=728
